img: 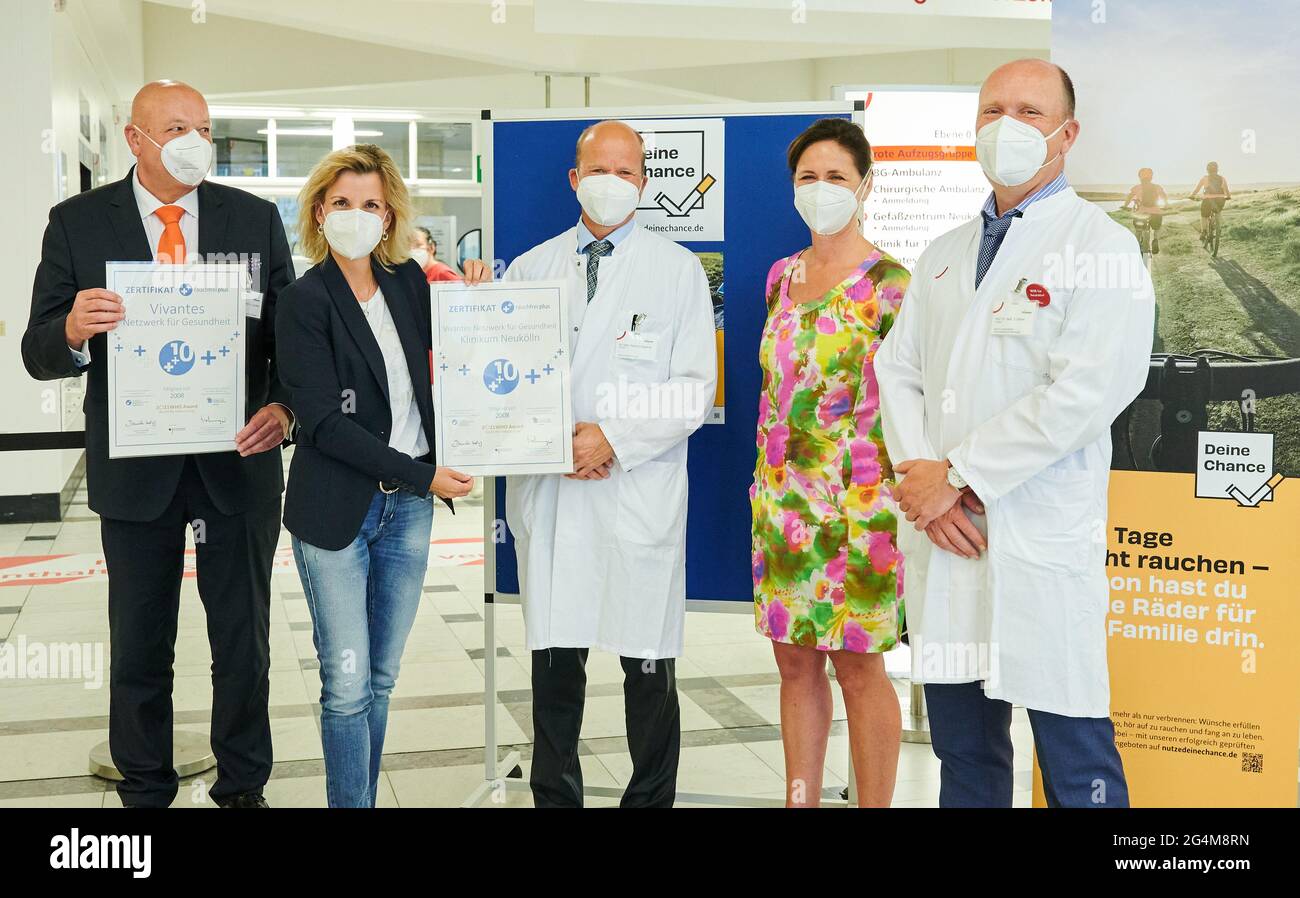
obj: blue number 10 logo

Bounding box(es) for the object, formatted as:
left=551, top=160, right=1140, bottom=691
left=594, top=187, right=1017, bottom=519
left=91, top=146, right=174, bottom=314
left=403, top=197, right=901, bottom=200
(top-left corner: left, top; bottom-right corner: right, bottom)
left=483, top=358, right=519, bottom=395
left=159, top=340, right=196, bottom=376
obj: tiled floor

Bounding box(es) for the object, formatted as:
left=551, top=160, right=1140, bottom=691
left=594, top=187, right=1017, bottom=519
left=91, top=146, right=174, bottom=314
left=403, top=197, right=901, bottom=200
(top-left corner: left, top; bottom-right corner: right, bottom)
left=0, top=464, right=1036, bottom=808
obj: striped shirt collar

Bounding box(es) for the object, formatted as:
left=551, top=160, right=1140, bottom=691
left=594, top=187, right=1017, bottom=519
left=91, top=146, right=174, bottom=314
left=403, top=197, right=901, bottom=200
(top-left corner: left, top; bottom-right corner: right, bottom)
left=981, top=172, right=1070, bottom=221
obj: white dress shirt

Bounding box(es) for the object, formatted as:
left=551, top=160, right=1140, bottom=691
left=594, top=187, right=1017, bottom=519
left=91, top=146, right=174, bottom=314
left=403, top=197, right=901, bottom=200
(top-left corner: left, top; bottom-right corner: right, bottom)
left=70, top=170, right=200, bottom=366
left=359, top=287, right=429, bottom=459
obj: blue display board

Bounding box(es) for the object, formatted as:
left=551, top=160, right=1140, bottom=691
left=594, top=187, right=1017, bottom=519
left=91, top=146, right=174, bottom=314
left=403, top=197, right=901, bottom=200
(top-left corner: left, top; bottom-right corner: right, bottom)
left=489, top=105, right=855, bottom=603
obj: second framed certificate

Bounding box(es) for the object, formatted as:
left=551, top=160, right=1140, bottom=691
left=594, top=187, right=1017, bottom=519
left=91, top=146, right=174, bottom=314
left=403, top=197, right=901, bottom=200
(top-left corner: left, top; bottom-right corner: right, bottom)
left=431, top=280, right=574, bottom=475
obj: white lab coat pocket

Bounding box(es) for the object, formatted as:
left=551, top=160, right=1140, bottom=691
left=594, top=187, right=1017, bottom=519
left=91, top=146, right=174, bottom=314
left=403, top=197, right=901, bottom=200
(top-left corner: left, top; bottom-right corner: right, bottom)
left=992, top=466, right=1095, bottom=575
left=615, top=458, right=686, bottom=547
left=988, top=286, right=1070, bottom=380
left=989, top=333, right=1051, bottom=384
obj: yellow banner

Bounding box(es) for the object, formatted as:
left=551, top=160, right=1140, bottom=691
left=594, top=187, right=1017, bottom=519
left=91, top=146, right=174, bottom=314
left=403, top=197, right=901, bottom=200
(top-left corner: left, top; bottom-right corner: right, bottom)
left=1037, top=470, right=1300, bottom=806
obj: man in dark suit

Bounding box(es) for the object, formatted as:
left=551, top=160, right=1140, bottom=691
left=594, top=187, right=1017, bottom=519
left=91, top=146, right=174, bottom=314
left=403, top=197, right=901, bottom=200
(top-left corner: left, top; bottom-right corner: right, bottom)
left=21, top=80, right=292, bottom=808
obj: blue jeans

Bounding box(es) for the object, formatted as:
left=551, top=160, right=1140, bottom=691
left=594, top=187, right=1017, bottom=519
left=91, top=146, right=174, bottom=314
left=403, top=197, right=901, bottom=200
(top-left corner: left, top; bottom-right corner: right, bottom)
left=924, top=681, right=1130, bottom=808
left=292, top=490, right=434, bottom=808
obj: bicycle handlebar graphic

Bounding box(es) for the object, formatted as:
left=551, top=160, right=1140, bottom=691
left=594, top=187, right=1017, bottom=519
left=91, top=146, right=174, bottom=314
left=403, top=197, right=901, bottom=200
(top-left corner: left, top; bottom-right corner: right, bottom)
left=1114, top=351, right=1300, bottom=472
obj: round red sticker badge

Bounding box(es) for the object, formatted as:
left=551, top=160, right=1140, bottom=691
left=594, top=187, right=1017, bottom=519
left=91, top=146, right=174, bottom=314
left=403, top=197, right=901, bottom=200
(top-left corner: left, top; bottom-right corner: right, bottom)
left=1025, top=283, right=1051, bottom=307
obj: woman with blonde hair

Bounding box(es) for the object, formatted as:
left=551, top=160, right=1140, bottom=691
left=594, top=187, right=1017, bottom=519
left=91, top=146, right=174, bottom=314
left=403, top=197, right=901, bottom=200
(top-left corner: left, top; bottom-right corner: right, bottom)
left=277, top=144, right=489, bottom=806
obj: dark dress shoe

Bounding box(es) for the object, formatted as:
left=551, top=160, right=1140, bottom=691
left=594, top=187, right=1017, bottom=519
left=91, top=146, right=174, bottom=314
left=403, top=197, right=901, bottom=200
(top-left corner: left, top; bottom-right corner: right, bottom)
left=218, top=792, right=270, bottom=808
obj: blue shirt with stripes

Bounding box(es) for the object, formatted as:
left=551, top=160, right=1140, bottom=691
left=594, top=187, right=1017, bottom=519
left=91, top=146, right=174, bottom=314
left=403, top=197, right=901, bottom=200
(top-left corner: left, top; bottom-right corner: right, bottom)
left=577, top=217, right=634, bottom=252
left=975, top=172, right=1070, bottom=289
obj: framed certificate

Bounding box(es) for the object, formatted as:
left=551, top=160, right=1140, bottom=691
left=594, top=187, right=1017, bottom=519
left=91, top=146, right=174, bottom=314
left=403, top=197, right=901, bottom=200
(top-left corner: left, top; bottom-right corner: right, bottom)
left=105, top=262, right=246, bottom=459
left=431, top=280, right=574, bottom=475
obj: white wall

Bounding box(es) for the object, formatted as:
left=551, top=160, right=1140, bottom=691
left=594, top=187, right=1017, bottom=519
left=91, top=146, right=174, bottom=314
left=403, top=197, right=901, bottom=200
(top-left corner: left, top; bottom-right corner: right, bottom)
left=0, top=0, right=143, bottom=512
left=143, top=3, right=1043, bottom=111
left=176, top=48, right=1044, bottom=112
left=142, top=2, right=512, bottom=99
left=812, top=47, right=1049, bottom=91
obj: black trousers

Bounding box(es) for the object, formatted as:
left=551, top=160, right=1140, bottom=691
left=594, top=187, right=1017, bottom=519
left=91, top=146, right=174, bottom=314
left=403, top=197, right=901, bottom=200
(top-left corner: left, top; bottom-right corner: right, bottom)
left=100, top=458, right=279, bottom=807
left=529, top=648, right=680, bottom=808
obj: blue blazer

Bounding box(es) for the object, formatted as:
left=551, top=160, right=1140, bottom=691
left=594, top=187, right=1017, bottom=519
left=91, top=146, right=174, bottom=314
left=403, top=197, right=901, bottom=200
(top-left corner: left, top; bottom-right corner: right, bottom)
left=277, top=253, right=451, bottom=550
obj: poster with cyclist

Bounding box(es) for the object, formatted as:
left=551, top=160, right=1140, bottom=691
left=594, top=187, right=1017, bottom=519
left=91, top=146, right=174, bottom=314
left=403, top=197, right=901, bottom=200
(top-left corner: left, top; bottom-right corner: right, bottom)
left=1053, top=0, right=1300, bottom=807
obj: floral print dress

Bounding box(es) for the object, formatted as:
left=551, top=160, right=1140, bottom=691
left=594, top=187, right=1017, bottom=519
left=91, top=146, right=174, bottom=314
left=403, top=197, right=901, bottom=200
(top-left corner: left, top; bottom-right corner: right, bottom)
left=751, top=249, right=909, bottom=653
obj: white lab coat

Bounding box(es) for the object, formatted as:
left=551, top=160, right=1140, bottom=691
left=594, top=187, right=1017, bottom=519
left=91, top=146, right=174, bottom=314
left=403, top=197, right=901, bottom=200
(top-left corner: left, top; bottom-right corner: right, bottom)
left=875, top=188, right=1154, bottom=718
left=502, top=223, right=717, bottom=659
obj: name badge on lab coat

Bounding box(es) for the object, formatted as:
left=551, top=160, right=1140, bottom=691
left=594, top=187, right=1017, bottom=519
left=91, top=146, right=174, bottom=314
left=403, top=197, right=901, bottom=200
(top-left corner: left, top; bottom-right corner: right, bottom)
left=990, top=296, right=1035, bottom=337
left=243, top=260, right=264, bottom=320
left=615, top=332, right=658, bottom=361
left=245, top=290, right=264, bottom=320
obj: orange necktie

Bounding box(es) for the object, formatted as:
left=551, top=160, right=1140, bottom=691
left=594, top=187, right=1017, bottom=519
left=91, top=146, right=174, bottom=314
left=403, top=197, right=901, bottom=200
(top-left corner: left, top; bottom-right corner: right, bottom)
left=155, top=205, right=186, bottom=264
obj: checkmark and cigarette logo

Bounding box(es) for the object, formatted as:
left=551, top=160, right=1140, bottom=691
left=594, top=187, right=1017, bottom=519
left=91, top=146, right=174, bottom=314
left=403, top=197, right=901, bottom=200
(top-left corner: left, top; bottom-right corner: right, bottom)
left=632, top=119, right=725, bottom=239
left=1226, top=473, right=1285, bottom=508
left=654, top=173, right=717, bottom=217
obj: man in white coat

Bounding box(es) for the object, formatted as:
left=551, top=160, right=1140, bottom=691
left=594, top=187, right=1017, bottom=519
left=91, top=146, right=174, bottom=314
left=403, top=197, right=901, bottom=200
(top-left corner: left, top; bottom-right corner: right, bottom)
left=503, top=121, right=717, bottom=807
left=875, top=59, right=1154, bottom=807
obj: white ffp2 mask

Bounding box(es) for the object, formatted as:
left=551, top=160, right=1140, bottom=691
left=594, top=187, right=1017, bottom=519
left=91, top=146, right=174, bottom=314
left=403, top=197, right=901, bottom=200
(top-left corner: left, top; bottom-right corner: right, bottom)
left=135, top=127, right=213, bottom=187
left=576, top=174, right=641, bottom=227
left=975, top=115, right=1069, bottom=188
left=322, top=209, right=385, bottom=261
left=793, top=174, right=871, bottom=236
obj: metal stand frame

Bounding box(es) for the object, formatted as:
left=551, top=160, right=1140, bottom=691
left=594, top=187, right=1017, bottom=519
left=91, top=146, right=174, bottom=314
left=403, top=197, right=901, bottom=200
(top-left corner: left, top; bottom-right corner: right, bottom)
left=460, top=479, right=853, bottom=808
left=460, top=592, right=526, bottom=807
left=902, top=682, right=932, bottom=744
left=89, top=732, right=216, bottom=782
left=840, top=676, right=929, bottom=805
left=460, top=591, right=851, bottom=808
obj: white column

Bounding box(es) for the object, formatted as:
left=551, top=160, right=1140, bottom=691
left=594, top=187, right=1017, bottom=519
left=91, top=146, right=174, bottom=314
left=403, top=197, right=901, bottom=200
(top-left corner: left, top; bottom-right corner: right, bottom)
left=0, top=0, right=142, bottom=520
left=0, top=0, right=69, bottom=518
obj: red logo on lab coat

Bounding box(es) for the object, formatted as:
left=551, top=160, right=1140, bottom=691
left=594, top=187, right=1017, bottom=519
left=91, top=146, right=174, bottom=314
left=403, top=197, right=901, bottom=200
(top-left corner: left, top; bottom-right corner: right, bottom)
left=1026, top=283, right=1050, bottom=307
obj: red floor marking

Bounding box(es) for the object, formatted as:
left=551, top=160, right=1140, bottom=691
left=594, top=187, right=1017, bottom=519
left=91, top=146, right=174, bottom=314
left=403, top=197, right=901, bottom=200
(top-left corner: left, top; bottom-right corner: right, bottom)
left=0, top=537, right=485, bottom=587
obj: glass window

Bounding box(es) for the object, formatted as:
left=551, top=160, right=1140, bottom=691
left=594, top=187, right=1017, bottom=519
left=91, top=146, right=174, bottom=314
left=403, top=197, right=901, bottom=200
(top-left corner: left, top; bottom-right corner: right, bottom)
left=272, top=196, right=303, bottom=254
left=247, top=194, right=313, bottom=278
left=212, top=118, right=269, bottom=177
left=354, top=121, right=411, bottom=175
left=98, top=119, right=109, bottom=185
left=79, top=91, right=91, bottom=142
left=410, top=195, right=482, bottom=269
left=416, top=122, right=473, bottom=180
left=273, top=119, right=334, bottom=178
left=457, top=229, right=481, bottom=274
